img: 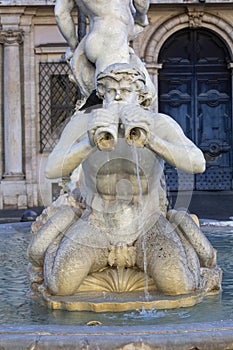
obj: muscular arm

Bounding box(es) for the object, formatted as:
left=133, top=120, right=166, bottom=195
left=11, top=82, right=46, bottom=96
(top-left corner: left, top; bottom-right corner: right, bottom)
left=147, top=114, right=206, bottom=174
left=55, top=0, right=78, bottom=51
left=45, top=113, right=94, bottom=179
left=132, top=0, right=149, bottom=26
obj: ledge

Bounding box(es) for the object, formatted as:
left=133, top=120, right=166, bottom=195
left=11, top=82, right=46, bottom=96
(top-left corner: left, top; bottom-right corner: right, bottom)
left=1, top=322, right=233, bottom=349
left=1, top=0, right=232, bottom=7
left=150, top=0, right=233, bottom=3
left=35, top=44, right=67, bottom=55
left=1, top=0, right=233, bottom=6
left=0, top=0, right=55, bottom=6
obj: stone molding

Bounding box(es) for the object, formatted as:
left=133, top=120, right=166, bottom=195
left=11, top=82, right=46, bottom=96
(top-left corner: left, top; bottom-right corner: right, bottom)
left=1, top=322, right=233, bottom=349
left=187, top=7, right=204, bottom=28
left=0, top=30, right=24, bottom=45
left=146, top=62, right=163, bottom=72
left=150, top=0, right=233, bottom=2
left=0, top=0, right=55, bottom=5
left=143, top=11, right=233, bottom=63
left=34, top=45, right=67, bottom=55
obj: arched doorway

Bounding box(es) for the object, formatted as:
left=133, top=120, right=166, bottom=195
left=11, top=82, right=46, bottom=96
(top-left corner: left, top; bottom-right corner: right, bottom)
left=158, top=28, right=232, bottom=190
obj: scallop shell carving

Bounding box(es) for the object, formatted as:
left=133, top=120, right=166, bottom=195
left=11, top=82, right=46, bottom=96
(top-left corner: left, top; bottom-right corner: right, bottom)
left=77, top=267, right=156, bottom=292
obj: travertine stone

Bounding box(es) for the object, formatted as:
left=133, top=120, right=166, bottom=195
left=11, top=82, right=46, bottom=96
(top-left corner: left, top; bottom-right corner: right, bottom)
left=54, top=0, right=155, bottom=102
left=39, top=285, right=206, bottom=312
left=1, top=30, right=24, bottom=178
left=1, top=180, right=27, bottom=208
left=0, top=44, right=3, bottom=181
left=27, top=1, right=222, bottom=311
left=28, top=65, right=221, bottom=310
left=0, top=0, right=55, bottom=4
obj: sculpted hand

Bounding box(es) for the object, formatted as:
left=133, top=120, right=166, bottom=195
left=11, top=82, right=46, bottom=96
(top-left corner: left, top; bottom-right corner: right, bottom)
left=65, top=47, right=75, bottom=62
left=88, top=108, right=119, bottom=151
left=120, top=104, right=154, bottom=147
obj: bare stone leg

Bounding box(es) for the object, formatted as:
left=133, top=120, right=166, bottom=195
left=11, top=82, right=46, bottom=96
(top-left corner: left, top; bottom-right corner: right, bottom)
left=167, top=210, right=216, bottom=268
left=71, top=37, right=96, bottom=98
left=135, top=215, right=200, bottom=295
left=44, top=219, right=109, bottom=295
left=27, top=207, right=76, bottom=267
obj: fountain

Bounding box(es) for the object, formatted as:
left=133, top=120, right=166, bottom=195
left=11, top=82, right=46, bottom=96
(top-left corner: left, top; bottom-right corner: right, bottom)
left=27, top=0, right=221, bottom=311
left=1, top=221, right=233, bottom=348
left=1, top=0, right=232, bottom=348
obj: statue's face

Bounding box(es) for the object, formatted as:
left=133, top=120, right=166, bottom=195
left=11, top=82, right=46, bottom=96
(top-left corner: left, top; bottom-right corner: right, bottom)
left=98, top=77, right=140, bottom=107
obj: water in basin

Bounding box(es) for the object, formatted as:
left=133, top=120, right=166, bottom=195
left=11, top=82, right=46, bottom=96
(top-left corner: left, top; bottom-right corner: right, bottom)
left=0, top=221, right=232, bottom=326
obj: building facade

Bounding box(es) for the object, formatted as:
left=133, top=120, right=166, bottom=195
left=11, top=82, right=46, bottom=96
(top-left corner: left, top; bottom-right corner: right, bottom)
left=0, top=0, right=233, bottom=208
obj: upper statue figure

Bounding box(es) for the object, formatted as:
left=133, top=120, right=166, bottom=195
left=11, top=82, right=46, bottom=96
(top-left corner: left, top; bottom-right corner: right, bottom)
left=54, top=0, right=155, bottom=103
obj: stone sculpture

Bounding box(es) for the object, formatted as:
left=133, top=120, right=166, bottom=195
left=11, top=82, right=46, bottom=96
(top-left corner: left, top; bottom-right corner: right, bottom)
left=27, top=1, right=222, bottom=311
left=54, top=0, right=155, bottom=103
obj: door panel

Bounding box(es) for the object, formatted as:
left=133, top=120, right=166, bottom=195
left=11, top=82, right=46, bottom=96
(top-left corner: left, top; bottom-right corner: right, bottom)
left=159, top=77, right=193, bottom=139
left=158, top=28, right=232, bottom=190
left=159, top=76, right=194, bottom=191
left=196, top=75, right=232, bottom=189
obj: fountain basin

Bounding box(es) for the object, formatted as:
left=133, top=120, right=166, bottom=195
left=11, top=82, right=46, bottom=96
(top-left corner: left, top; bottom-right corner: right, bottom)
left=1, top=322, right=233, bottom=349
left=1, top=221, right=233, bottom=349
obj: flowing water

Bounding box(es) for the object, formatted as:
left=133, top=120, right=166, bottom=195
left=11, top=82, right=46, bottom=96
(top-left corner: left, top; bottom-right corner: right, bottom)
left=1, top=221, right=233, bottom=326
left=132, top=145, right=150, bottom=301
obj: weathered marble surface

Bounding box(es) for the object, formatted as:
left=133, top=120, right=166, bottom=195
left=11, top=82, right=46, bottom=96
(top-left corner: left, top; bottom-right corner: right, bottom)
left=27, top=0, right=221, bottom=310
left=39, top=287, right=207, bottom=312
left=28, top=65, right=221, bottom=308
left=55, top=0, right=155, bottom=102
left=2, top=322, right=233, bottom=350
left=0, top=0, right=55, bottom=4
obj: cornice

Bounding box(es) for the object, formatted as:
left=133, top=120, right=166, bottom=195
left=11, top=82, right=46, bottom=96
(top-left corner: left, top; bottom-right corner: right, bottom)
left=0, top=1, right=55, bottom=5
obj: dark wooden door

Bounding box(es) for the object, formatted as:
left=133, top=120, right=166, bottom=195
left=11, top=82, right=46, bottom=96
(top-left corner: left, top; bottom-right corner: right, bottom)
left=158, top=29, right=232, bottom=190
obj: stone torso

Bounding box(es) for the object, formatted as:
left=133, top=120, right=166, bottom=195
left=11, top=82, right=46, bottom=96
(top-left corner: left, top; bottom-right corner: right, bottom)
left=75, top=0, right=134, bottom=65
left=78, top=137, right=163, bottom=243
left=76, top=0, right=133, bottom=24
left=80, top=138, right=161, bottom=199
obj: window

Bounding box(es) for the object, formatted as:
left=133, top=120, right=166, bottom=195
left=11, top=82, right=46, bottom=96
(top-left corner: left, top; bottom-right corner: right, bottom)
left=39, top=62, right=81, bottom=152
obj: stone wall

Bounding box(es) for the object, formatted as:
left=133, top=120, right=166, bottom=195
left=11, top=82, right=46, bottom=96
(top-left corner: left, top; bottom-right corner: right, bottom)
left=0, top=2, right=233, bottom=208
left=0, top=5, right=64, bottom=208
left=1, top=1, right=55, bottom=5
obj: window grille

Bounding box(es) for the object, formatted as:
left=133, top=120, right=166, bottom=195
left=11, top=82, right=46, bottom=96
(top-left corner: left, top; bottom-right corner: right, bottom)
left=39, top=62, right=81, bottom=152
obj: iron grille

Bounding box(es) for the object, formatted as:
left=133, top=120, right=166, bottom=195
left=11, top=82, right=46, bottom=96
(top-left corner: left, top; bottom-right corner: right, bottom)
left=39, top=62, right=81, bottom=152
left=196, top=168, right=232, bottom=190
left=165, top=167, right=194, bottom=191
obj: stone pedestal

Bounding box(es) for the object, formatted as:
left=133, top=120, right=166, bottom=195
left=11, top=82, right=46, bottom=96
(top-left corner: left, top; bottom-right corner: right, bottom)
left=31, top=265, right=221, bottom=312
left=0, top=181, right=27, bottom=209
left=40, top=288, right=206, bottom=312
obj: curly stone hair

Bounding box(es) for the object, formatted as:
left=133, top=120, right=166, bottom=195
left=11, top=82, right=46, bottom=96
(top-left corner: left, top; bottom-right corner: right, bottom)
left=96, top=63, right=151, bottom=107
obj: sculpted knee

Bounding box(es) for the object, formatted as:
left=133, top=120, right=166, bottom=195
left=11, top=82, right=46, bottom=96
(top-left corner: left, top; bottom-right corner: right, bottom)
left=147, top=258, right=200, bottom=295
left=45, top=278, right=78, bottom=296
left=156, top=274, right=199, bottom=296
left=45, top=265, right=91, bottom=296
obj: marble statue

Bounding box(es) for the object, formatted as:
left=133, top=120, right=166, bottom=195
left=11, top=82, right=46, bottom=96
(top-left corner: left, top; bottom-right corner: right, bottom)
left=27, top=1, right=222, bottom=311
left=54, top=0, right=155, bottom=103
left=28, top=64, right=221, bottom=310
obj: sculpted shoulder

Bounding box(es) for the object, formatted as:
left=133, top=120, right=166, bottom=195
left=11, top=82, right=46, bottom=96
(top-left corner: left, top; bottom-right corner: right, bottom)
left=76, top=0, right=133, bottom=22
left=53, top=112, right=89, bottom=151
left=154, top=113, right=185, bottom=139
